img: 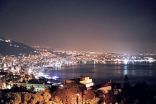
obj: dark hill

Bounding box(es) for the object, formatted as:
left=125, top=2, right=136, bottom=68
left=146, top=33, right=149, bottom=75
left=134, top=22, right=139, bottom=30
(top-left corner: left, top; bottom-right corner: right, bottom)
left=0, top=37, right=35, bottom=56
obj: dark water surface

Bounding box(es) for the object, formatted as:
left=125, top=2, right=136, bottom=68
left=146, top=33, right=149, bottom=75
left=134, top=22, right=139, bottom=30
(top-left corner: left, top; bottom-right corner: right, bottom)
left=45, top=63, right=156, bottom=84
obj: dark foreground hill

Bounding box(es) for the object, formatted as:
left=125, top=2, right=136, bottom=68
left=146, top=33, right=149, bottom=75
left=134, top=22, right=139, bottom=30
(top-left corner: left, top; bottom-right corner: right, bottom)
left=0, top=37, right=35, bottom=56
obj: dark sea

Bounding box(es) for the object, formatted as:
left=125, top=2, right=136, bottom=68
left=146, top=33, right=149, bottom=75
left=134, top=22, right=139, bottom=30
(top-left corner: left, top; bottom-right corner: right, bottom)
left=45, top=63, right=156, bottom=84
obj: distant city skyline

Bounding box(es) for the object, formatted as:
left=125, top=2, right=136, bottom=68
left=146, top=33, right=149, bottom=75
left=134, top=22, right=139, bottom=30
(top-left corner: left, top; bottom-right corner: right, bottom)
left=0, top=0, right=156, bottom=54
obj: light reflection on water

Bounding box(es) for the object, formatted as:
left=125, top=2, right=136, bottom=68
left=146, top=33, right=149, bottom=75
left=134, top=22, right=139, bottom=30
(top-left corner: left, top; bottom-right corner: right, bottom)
left=44, top=63, right=156, bottom=84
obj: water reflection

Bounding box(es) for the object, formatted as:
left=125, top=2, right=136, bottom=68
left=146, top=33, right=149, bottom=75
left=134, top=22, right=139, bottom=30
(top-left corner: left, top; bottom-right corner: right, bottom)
left=123, top=65, right=128, bottom=75
left=45, top=64, right=156, bottom=84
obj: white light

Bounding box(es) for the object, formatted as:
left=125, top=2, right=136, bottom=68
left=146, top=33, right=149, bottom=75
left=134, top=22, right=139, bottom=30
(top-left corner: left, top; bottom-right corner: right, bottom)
left=147, top=57, right=155, bottom=63
left=124, top=69, right=128, bottom=75
left=47, top=81, right=51, bottom=84
left=52, top=76, right=59, bottom=80
left=5, top=40, right=11, bottom=43
left=60, top=84, right=64, bottom=87
left=123, top=59, right=129, bottom=64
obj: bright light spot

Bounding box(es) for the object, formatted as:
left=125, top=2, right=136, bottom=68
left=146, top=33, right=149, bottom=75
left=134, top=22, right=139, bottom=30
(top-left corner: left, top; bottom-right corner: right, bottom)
left=123, top=65, right=128, bottom=75
left=124, top=69, right=128, bottom=75
left=123, top=59, right=129, bottom=64
left=5, top=40, right=11, bottom=43
left=52, top=76, right=59, bottom=80
left=60, top=84, right=64, bottom=87
left=124, top=65, right=128, bottom=75
left=147, top=57, right=155, bottom=63
left=47, top=81, right=51, bottom=84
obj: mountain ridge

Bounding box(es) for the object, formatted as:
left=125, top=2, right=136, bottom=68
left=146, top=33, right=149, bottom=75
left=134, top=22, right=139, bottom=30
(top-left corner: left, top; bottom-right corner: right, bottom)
left=0, top=37, right=35, bottom=56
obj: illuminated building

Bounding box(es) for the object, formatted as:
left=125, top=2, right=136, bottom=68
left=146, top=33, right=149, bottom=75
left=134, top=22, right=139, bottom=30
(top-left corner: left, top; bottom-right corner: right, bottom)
left=17, top=82, right=51, bottom=92
left=80, top=76, right=94, bottom=89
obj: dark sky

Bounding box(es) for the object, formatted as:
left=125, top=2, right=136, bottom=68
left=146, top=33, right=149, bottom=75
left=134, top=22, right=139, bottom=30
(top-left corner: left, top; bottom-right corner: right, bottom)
left=0, top=0, right=156, bottom=54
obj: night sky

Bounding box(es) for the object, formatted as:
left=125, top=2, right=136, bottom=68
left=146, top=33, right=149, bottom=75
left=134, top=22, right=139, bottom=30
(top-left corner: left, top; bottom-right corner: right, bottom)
left=0, top=0, right=156, bottom=54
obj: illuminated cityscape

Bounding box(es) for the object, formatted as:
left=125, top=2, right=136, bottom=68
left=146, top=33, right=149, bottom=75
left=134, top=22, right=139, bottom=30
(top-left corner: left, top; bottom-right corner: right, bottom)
left=1, top=44, right=156, bottom=79
left=1, top=0, right=156, bottom=104
left=0, top=44, right=156, bottom=103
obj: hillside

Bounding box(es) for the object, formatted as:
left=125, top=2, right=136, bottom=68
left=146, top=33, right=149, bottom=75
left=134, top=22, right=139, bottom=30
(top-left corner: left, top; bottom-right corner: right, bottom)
left=0, top=37, right=35, bottom=56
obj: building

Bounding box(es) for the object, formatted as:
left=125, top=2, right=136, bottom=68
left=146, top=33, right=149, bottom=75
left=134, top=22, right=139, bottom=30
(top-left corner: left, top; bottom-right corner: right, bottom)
left=16, top=79, right=51, bottom=92
left=79, top=76, right=94, bottom=89
left=64, top=76, right=94, bottom=89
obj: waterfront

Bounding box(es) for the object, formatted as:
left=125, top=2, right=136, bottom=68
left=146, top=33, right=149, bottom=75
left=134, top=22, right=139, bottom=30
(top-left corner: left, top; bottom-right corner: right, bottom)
left=46, top=63, right=156, bottom=84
